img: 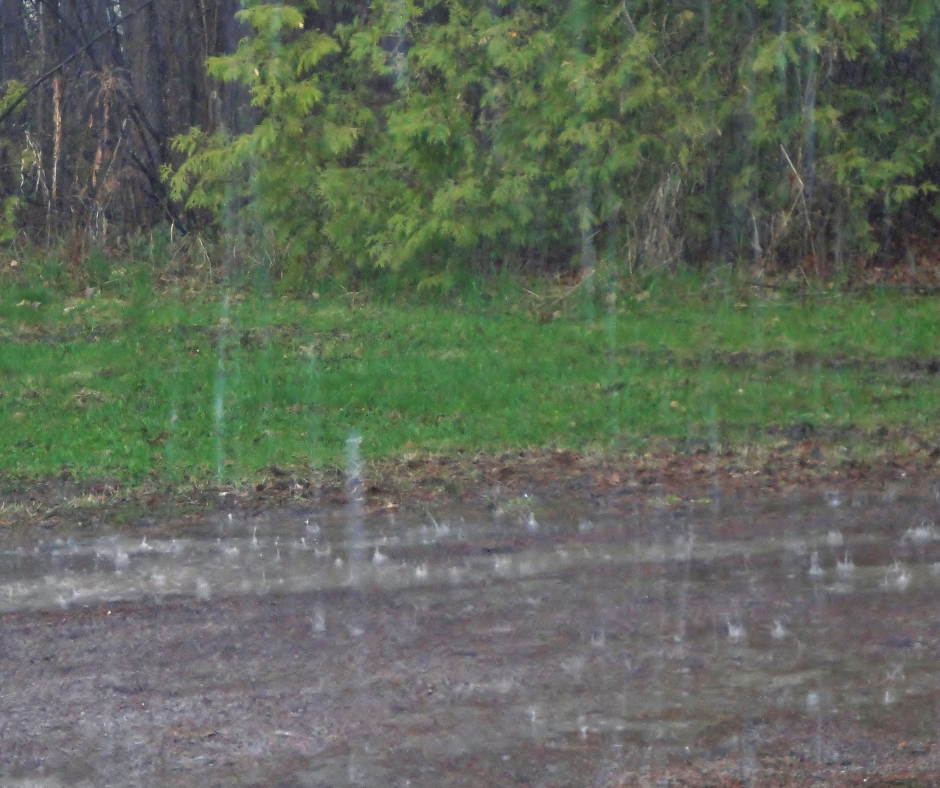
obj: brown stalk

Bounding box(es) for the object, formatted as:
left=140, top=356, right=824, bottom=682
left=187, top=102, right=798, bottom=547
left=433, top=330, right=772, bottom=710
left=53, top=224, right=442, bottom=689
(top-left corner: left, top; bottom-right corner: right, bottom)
left=47, top=74, right=62, bottom=243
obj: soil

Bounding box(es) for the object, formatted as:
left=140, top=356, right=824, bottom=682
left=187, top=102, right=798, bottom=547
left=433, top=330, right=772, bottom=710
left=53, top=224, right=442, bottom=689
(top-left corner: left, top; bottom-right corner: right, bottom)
left=4, top=573, right=940, bottom=788
left=2, top=418, right=939, bottom=788
left=2, top=441, right=937, bottom=536
left=1, top=455, right=939, bottom=786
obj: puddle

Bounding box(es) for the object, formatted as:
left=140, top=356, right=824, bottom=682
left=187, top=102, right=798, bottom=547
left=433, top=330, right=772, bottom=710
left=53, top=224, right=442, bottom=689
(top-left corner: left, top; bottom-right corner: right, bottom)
left=1, top=493, right=939, bottom=786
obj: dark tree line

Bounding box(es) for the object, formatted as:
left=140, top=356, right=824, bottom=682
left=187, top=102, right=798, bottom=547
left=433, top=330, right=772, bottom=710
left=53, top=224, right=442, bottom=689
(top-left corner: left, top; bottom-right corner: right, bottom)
left=3, top=0, right=940, bottom=285
left=0, top=0, right=249, bottom=251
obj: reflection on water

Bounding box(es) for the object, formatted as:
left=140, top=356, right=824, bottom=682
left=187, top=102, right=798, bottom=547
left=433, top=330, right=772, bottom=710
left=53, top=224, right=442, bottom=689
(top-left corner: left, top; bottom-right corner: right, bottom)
left=1, top=492, right=939, bottom=787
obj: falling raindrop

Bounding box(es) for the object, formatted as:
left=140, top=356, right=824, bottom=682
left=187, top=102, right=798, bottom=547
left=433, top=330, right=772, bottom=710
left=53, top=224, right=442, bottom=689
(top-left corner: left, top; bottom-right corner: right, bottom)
left=346, top=432, right=365, bottom=584
left=214, top=294, right=230, bottom=481
left=390, top=0, right=410, bottom=90
left=312, top=604, right=326, bottom=633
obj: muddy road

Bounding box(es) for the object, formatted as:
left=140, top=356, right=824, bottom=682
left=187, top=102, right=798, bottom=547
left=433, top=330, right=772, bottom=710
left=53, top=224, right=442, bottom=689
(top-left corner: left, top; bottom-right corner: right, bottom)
left=2, top=490, right=940, bottom=787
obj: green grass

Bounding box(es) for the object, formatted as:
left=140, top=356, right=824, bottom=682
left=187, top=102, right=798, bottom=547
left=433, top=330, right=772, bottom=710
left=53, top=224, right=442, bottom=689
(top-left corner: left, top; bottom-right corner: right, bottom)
left=1, top=280, right=938, bottom=488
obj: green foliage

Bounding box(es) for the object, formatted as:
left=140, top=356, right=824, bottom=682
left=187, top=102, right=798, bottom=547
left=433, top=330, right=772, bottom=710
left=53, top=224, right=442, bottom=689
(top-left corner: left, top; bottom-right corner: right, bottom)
left=738, top=0, right=940, bottom=265
left=168, top=1, right=357, bottom=275
left=0, top=79, right=25, bottom=119
left=0, top=195, right=21, bottom=245
left=168, top=0, right=940, bottom=286
left=0, top=80, right=27, bottom=244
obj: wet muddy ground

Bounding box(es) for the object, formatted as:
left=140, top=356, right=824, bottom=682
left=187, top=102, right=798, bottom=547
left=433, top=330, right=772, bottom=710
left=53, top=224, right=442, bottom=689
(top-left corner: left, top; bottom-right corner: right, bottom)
left=2, top=488, right=940, bottom=787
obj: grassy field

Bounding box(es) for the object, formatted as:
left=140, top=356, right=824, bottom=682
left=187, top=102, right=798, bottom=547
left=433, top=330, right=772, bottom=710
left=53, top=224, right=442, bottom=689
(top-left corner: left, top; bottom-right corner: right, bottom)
left=1, top=277, right=938, bottom=490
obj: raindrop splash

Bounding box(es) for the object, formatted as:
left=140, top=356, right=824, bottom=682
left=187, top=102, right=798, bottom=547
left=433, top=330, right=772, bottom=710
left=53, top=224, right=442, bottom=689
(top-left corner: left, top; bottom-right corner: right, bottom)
left=525, top=512, right=539, bottom=533
left=346, top=432, right=365, bottom=583
left=808, top=551, right=824, bottom=577
left=884, top=561, right=911, bottom=592
left=835, top=553, right=854, bottom=576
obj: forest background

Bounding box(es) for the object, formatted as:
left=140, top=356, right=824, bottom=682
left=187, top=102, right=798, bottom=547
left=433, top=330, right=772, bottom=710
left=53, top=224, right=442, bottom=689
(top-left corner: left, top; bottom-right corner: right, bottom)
left=1, top=0, right=939, bottom=290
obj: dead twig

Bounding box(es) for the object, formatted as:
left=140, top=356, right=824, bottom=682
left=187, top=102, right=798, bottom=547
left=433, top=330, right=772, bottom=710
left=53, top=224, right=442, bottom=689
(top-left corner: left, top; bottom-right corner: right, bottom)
left=780, top=144, right=816, bottom=258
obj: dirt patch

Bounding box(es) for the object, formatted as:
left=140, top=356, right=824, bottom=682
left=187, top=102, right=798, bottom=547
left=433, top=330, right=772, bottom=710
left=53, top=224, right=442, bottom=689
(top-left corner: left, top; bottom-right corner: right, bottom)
left=716, top=350, right=940, bottom=377
left=611, top=759, right=940, bottom=787
left=2, top=440, right=937, bottom=536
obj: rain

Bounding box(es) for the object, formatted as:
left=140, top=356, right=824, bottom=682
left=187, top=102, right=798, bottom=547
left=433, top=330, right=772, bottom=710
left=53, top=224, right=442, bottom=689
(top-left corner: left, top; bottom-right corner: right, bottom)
left=1, top=0, right=940, bottom=785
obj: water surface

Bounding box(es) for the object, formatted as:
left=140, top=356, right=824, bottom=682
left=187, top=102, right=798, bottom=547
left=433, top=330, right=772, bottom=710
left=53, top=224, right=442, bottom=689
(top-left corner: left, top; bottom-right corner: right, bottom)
left=2, top=492, right=939, bottom=786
